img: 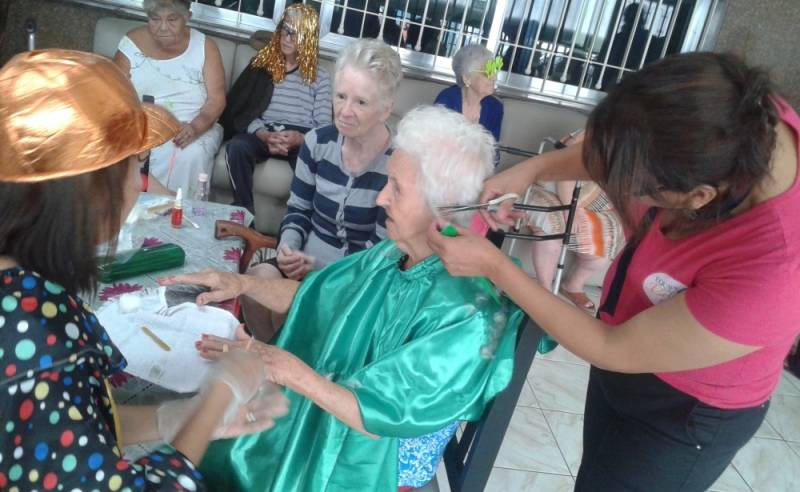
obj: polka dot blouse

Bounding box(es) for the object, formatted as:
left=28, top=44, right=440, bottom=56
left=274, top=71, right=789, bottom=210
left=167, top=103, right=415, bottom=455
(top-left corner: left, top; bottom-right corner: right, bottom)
left=0, top=268, right=205, bottom=491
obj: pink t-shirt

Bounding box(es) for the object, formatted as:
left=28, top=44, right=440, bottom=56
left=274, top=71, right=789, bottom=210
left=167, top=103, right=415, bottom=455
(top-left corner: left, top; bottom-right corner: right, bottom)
left=598, top=98, right=800, bottom=409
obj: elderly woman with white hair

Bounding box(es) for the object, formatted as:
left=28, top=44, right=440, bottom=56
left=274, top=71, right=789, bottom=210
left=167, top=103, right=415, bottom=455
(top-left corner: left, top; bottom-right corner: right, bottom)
left=114, top=0, right=225, bottom=195
left=242, top=38, right=402, bottom=340
left=435, top=44, right=504, bottom=144
left=165, top=105, right=523, bottom=491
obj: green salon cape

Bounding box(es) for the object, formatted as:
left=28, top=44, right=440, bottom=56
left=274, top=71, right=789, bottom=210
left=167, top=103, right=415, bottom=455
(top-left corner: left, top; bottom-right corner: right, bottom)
left=201, top=240, right=522, bottom=491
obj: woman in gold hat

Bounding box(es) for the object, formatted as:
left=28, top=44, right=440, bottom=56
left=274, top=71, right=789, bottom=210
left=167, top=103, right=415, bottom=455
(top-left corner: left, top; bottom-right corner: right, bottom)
left=0, top=49, right=286, bottom=491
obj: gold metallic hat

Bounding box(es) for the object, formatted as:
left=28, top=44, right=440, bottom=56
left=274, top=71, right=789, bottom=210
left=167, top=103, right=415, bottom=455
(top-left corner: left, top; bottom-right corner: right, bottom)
left=0, top=49, right=180, bottom=182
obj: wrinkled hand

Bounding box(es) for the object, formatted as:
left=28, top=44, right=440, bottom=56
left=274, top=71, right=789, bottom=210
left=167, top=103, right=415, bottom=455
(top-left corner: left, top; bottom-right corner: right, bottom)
left=173, top=123, right=198, bottom=149
left=276, top=130, right=304, bottom=150
left=426, top=221, right=507, bottom=279
left=198, top=324, right=308, bottom=388
left=257, top=129, right=290, bottom=156
left=160, top=269, right=247, bottom=305
left=276, top=245, right=314, bottom=280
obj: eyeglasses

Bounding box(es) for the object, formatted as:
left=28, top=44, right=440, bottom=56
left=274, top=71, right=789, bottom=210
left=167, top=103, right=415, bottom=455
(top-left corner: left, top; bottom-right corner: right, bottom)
left=281, top=26, right=297, bottom=40
left=473, top=56, right=504, bottom=78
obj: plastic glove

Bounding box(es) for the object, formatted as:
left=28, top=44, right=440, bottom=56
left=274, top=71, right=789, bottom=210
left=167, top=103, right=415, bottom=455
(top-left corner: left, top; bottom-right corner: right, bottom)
left=213, top=383, right=289, bottom=439
left=156, top=348, right=268, bottom=443
left=206, top=348, right=267, bottom=422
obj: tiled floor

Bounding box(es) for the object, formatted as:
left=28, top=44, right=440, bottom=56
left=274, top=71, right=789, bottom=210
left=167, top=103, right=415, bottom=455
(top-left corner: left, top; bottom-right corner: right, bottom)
left=435, top=348, right=800, bottom=492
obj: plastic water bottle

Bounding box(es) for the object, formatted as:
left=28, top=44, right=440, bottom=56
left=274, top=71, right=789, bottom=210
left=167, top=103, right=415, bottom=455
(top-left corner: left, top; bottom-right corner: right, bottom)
left=192, top=173, right=209, bottom=216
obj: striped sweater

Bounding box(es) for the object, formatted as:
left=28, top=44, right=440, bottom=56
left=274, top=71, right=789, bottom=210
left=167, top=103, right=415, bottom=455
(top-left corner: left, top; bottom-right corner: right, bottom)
left=247, top=65, right=332, bottom=133
left=279, top=125, right=391, bottom=267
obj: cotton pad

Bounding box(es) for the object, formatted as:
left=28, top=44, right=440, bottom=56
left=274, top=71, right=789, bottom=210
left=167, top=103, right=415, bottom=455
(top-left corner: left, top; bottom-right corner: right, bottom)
left=119, top=293, right=142, bottom=314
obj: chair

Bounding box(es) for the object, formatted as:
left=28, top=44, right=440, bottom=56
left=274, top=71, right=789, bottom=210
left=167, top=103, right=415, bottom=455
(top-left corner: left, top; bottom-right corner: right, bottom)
left=214, top=220, right=277, bottom=274
left=441, top=316, right=544, bottom=492
left=439, top=138, right=582, bottom=491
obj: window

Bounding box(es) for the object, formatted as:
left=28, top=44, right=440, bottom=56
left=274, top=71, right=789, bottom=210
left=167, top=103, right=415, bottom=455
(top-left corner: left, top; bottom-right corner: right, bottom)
left=69, top=0, right=725, bottom=108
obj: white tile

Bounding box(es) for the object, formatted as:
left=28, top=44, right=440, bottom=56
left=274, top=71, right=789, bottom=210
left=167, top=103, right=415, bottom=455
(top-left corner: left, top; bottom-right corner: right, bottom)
left=516, top=380, right=538, bottom=407
left=485, top=468, right=574, bottom=492
left=764, top=394, right=800, bottom=442
left=708, top=465, right=751, bottom=492
left=788, top=441, right=800, bottom=459
left=780, top=369, right=800, bottom=392
left=494, top=406, right=571, bottom=475
left=528, top=359, right=590, bottom=414
left=542, top=410, right=584, bottom=476
left=774, top=373, right=800, bottom=397
left=753, top=418, right=782, bottom=440
left=732, top=437, right=800, bottom=492
left=535, top=345, right=589, bottom=366
left=435, top=461, right=451, bottom=492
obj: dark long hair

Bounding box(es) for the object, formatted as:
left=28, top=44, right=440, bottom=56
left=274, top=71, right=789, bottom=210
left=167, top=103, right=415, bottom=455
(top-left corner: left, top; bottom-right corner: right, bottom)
left=584, top=52, right=779, bottom=239
left=0, top=161, right=129, bottom=295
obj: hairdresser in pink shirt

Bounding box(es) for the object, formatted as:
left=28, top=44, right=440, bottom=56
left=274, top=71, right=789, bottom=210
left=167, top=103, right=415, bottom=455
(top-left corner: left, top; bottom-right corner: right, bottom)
left=429, top=52, right=800, bottom=492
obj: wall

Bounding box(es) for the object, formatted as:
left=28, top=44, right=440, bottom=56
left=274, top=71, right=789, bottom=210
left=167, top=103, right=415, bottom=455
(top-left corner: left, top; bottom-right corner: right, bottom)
left=713, top=0, right=800, bottom=107
left=0, top=0, right=117, bottom=64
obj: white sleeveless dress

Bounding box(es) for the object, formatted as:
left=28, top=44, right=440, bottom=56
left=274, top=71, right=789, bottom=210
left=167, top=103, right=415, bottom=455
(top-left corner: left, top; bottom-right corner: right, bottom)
left=118, top=28, right=223, bottom=195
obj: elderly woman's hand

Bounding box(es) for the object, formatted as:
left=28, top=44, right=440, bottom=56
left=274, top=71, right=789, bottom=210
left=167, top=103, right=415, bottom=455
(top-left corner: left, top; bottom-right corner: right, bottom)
left=277, top=130, right=305, bottom=151
left=277, top=246, right=314, bottom=280
left=160, top=268, right=248, bottom=305
left=426, top=221, right=508, bottom=279
left=198, top=324, right=309, bottom=388
left=173, top=122, right=198, bottom=149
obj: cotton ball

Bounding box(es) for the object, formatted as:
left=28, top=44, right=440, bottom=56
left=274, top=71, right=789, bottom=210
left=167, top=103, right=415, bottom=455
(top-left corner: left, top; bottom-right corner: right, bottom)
left=118, top=294, right=142, bottom=314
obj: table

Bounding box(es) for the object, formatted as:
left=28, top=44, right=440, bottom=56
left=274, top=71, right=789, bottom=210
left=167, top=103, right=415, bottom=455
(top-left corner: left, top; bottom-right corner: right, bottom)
left=90, top=193, right=253, bottom=457
left=93, top=193, right=253, bottom=309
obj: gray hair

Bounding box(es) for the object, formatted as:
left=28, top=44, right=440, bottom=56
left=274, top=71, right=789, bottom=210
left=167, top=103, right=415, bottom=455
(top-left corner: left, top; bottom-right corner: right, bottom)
left=143, top=0, right=191, bottom=18
left=452, top=44, right=493, bottom=87
left=334, top=39, right=403, bottom=110
left=394, top=105, right=495, bottom=225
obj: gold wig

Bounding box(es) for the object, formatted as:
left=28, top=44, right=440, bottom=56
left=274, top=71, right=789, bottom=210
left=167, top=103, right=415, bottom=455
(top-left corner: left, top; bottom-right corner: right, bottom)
left=251, top=3, right=320, bottom=84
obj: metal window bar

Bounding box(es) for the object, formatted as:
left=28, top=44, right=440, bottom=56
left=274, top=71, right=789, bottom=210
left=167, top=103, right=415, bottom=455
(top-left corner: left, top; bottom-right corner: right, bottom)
left=659, top=0, right=684, bottom=58
left=614, top=0, right=646, bottom=84
left=73, top=0, right=726, bottom=108
left=638, top=0, right=664, bottom=69
left=536, top=0, right=570, bottom=92
left=574, top=0, right=609, bottom=99
left=558, top=0, right=589, bottom=84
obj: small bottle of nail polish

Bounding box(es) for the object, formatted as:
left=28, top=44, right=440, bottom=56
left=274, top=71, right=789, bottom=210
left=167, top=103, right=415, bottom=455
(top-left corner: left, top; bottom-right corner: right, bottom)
left=171, top=187, right=183, bottom=228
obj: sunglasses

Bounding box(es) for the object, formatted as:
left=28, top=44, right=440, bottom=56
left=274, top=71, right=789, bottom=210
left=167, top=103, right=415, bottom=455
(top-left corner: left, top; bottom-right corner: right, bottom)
left=473, top=56, right=504, bottom=78
left=281, top=26, right=298, bottom=39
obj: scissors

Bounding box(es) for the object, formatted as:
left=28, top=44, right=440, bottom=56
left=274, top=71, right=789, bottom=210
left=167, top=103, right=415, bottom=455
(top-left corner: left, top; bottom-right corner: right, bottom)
left=437, top=192, right=520, bottom=216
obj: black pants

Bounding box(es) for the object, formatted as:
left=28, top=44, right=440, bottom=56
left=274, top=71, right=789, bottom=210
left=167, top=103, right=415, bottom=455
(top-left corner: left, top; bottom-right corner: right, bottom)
left=574, top=366, right=768, bottom=492
left=225, top=127, right=305, bottom=213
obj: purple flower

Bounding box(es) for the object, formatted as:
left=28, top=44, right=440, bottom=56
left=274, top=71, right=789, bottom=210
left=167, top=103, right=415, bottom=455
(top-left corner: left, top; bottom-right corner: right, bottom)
left=99, top=282, right=142, bottom=302
left=223, top=247, right=242, bottom=263
left=141, top=237, right=164, bottom=248
left=230, top=210, right=246, bottom=224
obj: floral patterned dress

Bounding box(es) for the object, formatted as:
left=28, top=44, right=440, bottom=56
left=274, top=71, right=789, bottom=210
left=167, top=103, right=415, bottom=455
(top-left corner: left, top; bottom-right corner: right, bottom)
left=0, top=267, right=204, bottom=491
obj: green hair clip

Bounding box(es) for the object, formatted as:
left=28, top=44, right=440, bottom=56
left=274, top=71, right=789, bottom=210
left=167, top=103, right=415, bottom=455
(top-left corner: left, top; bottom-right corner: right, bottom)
left=476, top=56, right=504, bottom=78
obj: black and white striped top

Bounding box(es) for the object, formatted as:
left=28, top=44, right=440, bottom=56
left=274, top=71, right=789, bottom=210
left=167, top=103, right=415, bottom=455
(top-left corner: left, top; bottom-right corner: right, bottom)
left=247, top=65, right=332, bottom=133
left=279, top=125, right=391, bottom=268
